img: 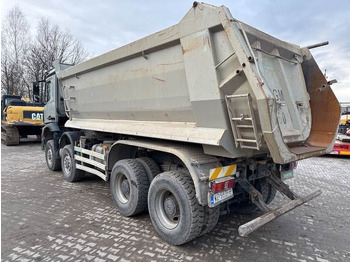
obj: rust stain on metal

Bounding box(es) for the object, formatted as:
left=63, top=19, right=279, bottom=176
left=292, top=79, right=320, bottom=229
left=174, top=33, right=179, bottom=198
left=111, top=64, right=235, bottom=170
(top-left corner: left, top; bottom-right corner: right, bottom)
left=301, top=53, right=341, bottom=148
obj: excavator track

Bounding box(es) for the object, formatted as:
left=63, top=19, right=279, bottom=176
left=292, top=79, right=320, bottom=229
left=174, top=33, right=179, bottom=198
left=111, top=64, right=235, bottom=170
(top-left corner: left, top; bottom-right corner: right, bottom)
left=1, top=126, right=20, bottom=146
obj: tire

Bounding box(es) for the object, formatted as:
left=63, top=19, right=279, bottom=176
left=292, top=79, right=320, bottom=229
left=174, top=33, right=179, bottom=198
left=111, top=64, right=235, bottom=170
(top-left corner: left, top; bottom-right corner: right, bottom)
left=199, top=206, right=220, bottom=236
left=263, top=178, right=277, bottom=205
left=110, top=159, right=150, bottom=216
left=230, top=178, right=276, bottom=214
left=61, top=145, right=83, bottom=182
left=148, top=171, right=204, bottom=245
left=45, top=140, right=61, bottom=171
left=135, top=157, right=161, bottom=182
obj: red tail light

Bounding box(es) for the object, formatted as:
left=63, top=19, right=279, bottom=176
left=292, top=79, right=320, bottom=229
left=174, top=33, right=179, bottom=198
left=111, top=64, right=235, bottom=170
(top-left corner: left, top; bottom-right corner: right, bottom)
left=211, top=179, right=235, bottom=193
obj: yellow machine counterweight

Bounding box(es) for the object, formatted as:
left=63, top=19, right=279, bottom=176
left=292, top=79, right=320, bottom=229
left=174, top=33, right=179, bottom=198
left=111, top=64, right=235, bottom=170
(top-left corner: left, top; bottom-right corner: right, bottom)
left=1, top=95, right=44, bottom=145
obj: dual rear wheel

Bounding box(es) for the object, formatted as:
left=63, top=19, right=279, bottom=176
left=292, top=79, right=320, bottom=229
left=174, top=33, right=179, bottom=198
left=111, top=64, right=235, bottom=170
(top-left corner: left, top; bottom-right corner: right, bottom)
left=110, top=158, right=220, bottom=245
left=45, top=146, right=219, bottom=245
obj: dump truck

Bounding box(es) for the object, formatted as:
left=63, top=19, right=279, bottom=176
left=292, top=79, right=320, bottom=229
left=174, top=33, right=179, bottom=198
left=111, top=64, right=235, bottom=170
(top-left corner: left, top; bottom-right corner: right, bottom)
left=39, top=2, right=340, bottom=245
left=1, top=94, right=44, bottom=145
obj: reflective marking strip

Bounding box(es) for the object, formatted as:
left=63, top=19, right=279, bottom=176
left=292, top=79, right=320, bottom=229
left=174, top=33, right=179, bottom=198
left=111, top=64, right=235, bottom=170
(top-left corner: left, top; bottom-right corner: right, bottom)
left=225, top=165, right=235, bottom=177
left=210, top=167, right=222, bottom=180
left=209, top=165, right=237, bottom=180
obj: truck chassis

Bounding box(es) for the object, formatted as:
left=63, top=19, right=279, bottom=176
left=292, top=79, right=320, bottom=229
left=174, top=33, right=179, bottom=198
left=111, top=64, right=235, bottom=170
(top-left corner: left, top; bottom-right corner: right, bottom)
left=42, top=128, right=321, bottom=245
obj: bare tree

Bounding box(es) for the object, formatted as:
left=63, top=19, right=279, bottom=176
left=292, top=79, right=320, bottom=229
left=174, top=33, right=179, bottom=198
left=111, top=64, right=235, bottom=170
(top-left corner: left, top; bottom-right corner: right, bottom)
left=1, top=6, right=29, bottom=97
left=28, top=18, right=88, bottom=72
left=25, top=18, right=88, bottom=100
left=1, top=7, right=88, bottom=100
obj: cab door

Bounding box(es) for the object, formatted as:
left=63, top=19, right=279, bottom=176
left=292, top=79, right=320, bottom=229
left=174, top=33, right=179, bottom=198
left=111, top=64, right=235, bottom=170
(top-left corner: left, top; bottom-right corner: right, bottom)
left=44, top=75, right=57, bottom=123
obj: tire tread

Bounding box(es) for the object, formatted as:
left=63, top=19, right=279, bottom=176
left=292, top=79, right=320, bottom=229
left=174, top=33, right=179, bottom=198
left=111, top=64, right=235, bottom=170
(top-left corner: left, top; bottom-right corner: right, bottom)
left=135, top=157, right=160, bottom=182
left=45, top=140, right=61, bottom=171
left=62, top=145, right=83, bottom=182
left=199, top=206, right=220, bottom=236
left=111, top=159, right=150, bottom=216
left=151, top=171, right=204, bottom=244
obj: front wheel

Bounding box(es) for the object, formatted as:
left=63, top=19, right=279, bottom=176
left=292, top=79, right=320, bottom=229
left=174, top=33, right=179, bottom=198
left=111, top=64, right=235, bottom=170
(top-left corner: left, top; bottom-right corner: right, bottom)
left=45, top=140, right=61, bottom=171
left=61, top=145, right=83, bottom=182
left=148, top=171, right=204, bottom=245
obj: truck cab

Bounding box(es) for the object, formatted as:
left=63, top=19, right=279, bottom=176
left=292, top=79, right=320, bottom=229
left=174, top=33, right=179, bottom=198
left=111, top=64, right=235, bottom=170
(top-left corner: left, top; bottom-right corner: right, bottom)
left=42, top=62, right=72, bottom=126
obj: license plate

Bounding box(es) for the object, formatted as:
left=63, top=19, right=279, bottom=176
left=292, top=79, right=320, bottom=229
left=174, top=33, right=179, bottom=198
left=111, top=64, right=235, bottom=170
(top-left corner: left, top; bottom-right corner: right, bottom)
left=210, top=189, right=233, bottom=206
left=281, top=169, right=294, bottom=181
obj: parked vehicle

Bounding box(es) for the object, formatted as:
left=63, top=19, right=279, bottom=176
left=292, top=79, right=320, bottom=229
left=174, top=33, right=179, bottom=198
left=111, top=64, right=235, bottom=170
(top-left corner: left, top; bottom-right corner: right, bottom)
left=1, top=93, right=44, bottom=145
left=330, top=103, right=350, bottom=155
left=39, top=2, right=340, bottom=245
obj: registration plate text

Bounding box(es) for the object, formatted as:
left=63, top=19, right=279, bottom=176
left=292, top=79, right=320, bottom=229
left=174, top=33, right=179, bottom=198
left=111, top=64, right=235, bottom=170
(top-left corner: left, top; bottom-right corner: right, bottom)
left=210, top=189, right=233, bottom=206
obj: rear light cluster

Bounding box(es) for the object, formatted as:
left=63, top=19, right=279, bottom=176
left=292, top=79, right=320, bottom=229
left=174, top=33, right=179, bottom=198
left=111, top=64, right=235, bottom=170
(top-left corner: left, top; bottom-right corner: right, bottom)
left=211, top=179, right=235, bottom=193
left=334, top=143, right=349, bottom=150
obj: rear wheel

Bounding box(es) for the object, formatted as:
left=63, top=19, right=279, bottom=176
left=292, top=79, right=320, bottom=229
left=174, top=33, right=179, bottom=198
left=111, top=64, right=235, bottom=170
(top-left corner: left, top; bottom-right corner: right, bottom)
left=110, top=159, right=150, bottom=216
left=61, top=145, right=83, bottom=182
left=135, top=157, right=161, bottom=182
left=230, top=178, right=276, bottom=214
left=45, top=140, right=61, bottom=171
left=148, top=171, right=204, bottom=245
left=199, top=206, right=220, bottom=236
left=263, top=178, right=277, bottom=205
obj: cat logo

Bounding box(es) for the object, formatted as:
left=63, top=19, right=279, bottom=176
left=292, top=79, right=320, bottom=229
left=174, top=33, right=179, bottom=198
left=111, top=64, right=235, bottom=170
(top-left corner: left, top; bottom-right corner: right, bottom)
left=32, top=113, right=43, bottom=120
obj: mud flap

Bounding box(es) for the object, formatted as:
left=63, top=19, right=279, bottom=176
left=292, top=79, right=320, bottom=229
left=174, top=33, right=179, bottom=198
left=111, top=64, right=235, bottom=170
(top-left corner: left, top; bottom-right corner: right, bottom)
left=237, top=175, right=321, bottom=237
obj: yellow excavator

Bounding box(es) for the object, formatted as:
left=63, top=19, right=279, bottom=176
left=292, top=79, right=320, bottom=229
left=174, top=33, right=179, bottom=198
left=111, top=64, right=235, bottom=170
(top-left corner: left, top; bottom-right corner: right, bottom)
left=1, top=94, right=44, bottom=145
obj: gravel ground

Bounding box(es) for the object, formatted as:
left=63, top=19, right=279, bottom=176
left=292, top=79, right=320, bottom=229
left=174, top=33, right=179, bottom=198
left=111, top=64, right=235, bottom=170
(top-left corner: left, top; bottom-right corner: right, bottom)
left=1, top=142, right=350, bottom=261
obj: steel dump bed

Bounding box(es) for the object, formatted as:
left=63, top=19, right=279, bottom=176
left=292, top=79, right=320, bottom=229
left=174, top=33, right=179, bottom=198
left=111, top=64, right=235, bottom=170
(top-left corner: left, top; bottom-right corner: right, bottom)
left=57, top=3, right=340, bottom=163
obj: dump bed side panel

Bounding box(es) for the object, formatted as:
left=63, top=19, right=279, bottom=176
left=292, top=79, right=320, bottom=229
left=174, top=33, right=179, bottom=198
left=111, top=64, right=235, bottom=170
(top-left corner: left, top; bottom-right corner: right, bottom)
left=58, top=3, right=339, bottom=163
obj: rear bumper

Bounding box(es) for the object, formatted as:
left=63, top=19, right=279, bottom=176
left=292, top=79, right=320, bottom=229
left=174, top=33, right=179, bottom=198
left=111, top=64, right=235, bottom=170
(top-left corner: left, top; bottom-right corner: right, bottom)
left=236, top=173, right=321, bottom=236
left=238, top=189, right=321, bottom=236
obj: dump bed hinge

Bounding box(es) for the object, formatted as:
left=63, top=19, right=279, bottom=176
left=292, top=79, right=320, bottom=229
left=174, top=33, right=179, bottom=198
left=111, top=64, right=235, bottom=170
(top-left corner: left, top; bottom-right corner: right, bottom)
left=225, top=93, right=260, bottom=150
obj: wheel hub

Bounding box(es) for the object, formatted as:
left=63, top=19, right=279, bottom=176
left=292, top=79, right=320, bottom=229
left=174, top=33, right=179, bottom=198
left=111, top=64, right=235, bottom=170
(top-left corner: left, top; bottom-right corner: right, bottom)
left=164, top=196, right=177, bottom=217
left=155, top=191, right=180, bottom=229
left=47, top=149, right=53, bottom=165
left=63, top=155, right=71, bottom=175
left=121, top=179, right=130, bottom=196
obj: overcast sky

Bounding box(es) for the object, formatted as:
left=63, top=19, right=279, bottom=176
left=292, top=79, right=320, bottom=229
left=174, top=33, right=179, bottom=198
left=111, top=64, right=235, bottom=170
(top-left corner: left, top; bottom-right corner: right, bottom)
left=2, top=0, right=350, bottom=101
